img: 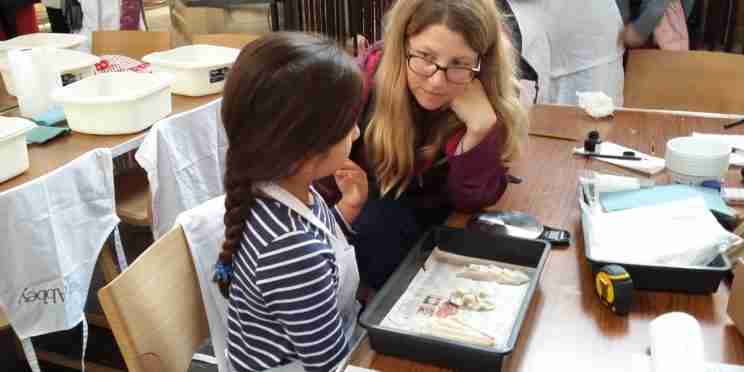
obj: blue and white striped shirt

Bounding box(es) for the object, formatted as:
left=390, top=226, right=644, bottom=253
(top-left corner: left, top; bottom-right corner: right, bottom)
left=226, top=188, right=351, bottom=372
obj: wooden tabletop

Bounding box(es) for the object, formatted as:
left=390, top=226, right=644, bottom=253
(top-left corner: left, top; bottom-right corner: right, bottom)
left=360, top=105, right=744, bottom=371
left=0, top=93, right=219, bottom=194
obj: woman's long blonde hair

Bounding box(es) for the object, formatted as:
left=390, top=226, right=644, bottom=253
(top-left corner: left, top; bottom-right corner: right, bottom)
left=366, top=0, right=528, bottom=197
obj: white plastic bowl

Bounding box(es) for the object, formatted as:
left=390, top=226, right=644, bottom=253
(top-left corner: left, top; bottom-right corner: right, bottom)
left=0, top=48, right=100, bottom=96
left=143, top=44, right=240, bottom=96
left=52, top=72, right=175, bottom=135
left=665, top=136, right=730, bottom=184
left=0, top=117, right=35, bottom=183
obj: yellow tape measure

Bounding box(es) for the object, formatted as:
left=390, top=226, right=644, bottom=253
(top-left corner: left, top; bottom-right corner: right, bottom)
left=595, top=264, right=633, bottom=315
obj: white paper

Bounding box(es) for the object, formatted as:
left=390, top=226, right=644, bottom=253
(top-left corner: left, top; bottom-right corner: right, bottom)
left=588, top=198, right=740, bottom=266
left=344, top=367, right=379, bottom=372
left=574, top=142, right=666, bottom=175
left=380, top=250, right=531, bottom=350
left=632, top=354, right=744, bottom=372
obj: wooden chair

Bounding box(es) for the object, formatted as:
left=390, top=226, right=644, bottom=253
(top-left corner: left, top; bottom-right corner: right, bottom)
left=91, top=31, right=170, bottom=229
left=192, top=32, right=261, bottom=49
left=115, top=169, right=153, bottom=227
left=169, top=0, right=271, bottom=46
left=623, top=49, right=744, bottom=114
left=92, top=31, right=171, bottom=60
left=98, top=227, right=209, bottom=372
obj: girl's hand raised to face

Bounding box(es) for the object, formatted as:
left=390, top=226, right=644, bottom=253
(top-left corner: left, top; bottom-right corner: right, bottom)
left=335, top=160, right=368, bottom=222
left=450, top=79, right=498, bottom=136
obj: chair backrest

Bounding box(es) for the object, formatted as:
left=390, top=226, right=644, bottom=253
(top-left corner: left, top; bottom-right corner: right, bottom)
left=624, top=49, right=744, bottom=114
left=92, top=31, right=171, bottom=60
left=0, top=308, right=8, bottom=330
left=98, top=227, right=209, bottom=372
left=192, top=33, right=261, bottom=49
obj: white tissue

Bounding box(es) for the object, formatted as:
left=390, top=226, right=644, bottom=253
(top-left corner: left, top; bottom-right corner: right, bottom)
left=577, top=91, right=614, bottom=119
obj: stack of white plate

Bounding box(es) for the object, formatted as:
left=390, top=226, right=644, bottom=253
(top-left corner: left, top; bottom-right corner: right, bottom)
left=665, top=136, right=731, bottom=185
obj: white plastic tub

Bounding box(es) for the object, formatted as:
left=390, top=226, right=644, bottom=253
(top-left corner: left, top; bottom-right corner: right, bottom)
left=665, top=136, right=730, bottom=185
left=0, top=48, right=100, bottom=96
left=52, top=72, right=175, bottom=135
left=143, top=44, right=240, bottom=96
left=0, top=117, right=35, bottom=183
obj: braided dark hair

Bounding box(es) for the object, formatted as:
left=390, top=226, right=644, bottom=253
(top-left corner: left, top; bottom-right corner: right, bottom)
left=214, top=32, right=364, bottom=298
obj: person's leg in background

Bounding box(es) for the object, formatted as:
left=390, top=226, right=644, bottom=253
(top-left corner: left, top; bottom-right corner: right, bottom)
left=46, top=6, right=71, bottom=33
left=349, top=198, right=450, bottom=292
left=348, top=200, right=451, bottom=295
left=681, top=0, right=695, bottom=18
left=349, top=199, right=423, bottom=291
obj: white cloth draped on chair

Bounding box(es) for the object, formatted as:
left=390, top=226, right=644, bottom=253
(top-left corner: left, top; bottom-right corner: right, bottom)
left=0, top=148, right=119, bottom=372
left=177, top=196, right=229, bottom=372
left=136, top=98, right=227, bottom=240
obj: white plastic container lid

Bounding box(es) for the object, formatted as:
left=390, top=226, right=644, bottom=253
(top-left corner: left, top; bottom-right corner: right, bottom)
left=0, top=117, right=35, bottom=142
left=142, top=44, right=240, bottom=69
left=667, top=136, right=731, bottom=158
left=0, top=48, right=100, bottom=73
left=665, top=136, right=730, bottom=178
left=0, top=33, right=86, bottom=54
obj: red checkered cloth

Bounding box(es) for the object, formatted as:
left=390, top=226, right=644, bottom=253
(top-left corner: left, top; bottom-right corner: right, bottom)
left=95, top=55, right=151, bottom=73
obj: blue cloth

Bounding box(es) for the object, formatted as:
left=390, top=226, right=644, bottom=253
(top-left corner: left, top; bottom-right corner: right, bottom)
left=599, top=184, right=735, bottom=217
left=26, top=125, right=70, bottom=144
left=31, top=106, right=66, bottom=127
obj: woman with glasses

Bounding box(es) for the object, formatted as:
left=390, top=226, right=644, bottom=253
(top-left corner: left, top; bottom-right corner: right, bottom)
left=317, top=0, right=528, bottom=293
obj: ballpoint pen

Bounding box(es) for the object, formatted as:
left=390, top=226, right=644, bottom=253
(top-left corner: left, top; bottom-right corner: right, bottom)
left=583, top=153, right=642, bottom=161
left=724, top=118, right=744, bottom=130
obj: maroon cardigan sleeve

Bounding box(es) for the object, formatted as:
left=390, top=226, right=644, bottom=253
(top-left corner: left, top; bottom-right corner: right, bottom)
left=444, top=128, right=509, bottom=212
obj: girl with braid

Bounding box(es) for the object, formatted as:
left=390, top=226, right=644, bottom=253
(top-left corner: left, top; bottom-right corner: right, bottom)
left=213, top=32, right=368, bottom=372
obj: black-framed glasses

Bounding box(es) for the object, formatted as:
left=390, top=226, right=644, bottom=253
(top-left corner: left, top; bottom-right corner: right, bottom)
left=406, top=53, right=480, bottom=84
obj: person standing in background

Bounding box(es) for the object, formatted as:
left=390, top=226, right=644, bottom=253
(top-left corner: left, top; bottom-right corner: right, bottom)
left=43, top=0, right=71, bottom=33
left=0, top=0, right=39, bottom=40
left=542, top=0, right=625, bottom=106
left=616, top=0, right=695, bottom=48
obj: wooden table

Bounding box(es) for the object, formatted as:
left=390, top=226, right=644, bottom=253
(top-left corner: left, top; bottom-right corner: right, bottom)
left=0, top=93, right=219, bottom=194
left=357, top=105, right=744, bottom=372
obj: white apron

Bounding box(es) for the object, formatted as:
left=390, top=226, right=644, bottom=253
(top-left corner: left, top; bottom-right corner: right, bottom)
left=508, top=0, right=551, bottom=104
left=226, top=183, right=360, bottom=372
left=0, top=149, right=120, bottom=372
left=540, top=0, right=625, bottom=105
left=78, top=0, right=122, bottom=52
left=135, top=98, right=226, bottom=240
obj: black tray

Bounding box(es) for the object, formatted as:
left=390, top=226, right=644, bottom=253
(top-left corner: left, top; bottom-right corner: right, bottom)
left=579, top=188, right=732, bottom=294
left=585, top=247, right=731, bottom=294
left=359, top=227, right=550, bottom=372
